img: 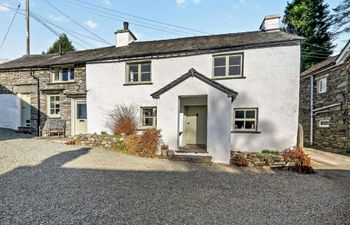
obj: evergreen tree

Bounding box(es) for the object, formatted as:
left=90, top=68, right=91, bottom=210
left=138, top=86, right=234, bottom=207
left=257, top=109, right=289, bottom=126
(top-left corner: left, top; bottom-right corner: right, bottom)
left=46, top=33, right=75, bottom=54
left=283, top=0, right=334, bottom=70
left=332, top=0, right=350, bottom=34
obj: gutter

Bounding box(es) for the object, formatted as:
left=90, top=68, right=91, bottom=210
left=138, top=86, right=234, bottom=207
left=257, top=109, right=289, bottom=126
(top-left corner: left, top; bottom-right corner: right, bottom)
left=29, top=68, right=40, bottom=137
left=310, top=75, right=314, bottom=145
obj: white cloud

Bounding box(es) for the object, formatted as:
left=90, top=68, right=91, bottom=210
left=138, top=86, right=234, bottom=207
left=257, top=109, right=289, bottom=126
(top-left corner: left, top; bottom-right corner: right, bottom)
left=0, top=2, right=10, bottom=12
left=103, top=0, right=111, bottom=5
left=176, top=0, right=201, bottom=7
left=85, top=20, right=98, bottom=29
left=48, top=13, right=68, bottom=22
left=176, top=0, right=187, bottom=7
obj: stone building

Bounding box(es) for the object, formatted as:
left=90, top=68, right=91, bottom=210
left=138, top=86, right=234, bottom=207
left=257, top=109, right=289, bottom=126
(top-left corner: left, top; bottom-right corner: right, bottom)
left=0, top=53, right=88, bottom=136
left=299, top=40, right=350, bottom=153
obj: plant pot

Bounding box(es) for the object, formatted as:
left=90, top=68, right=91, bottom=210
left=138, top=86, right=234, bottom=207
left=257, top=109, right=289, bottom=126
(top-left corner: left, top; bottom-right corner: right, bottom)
left=161, top=149, right=168, bottom=156
left=167, top=150, right=175, bottom=158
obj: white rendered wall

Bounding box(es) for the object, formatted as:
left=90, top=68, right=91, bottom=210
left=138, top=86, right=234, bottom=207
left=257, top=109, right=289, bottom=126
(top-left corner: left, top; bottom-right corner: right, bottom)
left=87, top=44, right=300, bottom=161
left=0, top=94, right=20, bottom=130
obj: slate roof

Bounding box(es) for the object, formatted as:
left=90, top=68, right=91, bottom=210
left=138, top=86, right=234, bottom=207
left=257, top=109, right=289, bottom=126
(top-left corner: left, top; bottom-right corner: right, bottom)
left=301, top=55, right=338, bottom=77
left=0, top=30, right=302, bottom=70
left=151, top=68, right=238, bottom=99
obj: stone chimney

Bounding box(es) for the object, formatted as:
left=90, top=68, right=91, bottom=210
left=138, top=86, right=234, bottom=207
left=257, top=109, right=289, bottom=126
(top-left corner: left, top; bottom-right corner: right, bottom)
left=115, top=22, right=137, bottom=47
left=259, top=15, right=281, bottom=32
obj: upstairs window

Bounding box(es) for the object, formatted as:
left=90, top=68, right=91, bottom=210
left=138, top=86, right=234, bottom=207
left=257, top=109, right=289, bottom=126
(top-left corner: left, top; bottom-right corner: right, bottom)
left=317, top=77, right=327, bottom=94
left=127, top=62, right=151, bottom=84
left=213, top=53, right=243, bottom=78
left=318, top=119, right=330, bottom=128
left=52, top=68, right=75, bottom=83
left=141, top=107, right=157, bottom=128
left=233, top=108, right=258, bottom=132
left=47, top=95, right=61, bottom=118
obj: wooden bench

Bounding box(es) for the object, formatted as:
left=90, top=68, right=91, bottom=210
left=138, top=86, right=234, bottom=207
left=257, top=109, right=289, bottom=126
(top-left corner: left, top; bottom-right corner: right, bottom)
left=40, top=119, right=66, bottom=137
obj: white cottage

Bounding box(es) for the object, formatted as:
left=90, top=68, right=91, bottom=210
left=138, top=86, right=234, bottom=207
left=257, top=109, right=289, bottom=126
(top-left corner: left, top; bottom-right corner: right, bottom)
left=86, top=16, right=302, bottom=164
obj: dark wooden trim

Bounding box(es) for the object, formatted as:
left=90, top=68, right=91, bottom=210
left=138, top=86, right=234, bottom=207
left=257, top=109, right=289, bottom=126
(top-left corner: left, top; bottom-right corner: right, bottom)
left=123, top=82, right=153, bottom=86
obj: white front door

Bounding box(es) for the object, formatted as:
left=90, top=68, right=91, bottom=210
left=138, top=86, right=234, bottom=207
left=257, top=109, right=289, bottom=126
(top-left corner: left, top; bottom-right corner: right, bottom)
left=74, top=99, right=87, bottom=134
left=18, top=94, right=31, bottom=127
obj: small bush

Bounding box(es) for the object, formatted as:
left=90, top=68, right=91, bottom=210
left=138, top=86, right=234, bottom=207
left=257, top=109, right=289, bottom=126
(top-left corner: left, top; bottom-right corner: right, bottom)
left=232, top=154, right=249, bottom=167
left=124, top=128, right=160, bottom=158
left=100, top=131, right=108, bottom=136
left=106, top=104, right=138, bottom=135
left=281, top=145, right=314, bottom=174
left=261, top=149, right=279, bottom=155
left=65, top=139, right=76, bottom=145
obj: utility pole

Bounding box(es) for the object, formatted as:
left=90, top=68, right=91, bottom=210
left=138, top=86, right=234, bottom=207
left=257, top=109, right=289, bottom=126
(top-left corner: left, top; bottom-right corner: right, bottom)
left=26, top=0, right=30, bottom=55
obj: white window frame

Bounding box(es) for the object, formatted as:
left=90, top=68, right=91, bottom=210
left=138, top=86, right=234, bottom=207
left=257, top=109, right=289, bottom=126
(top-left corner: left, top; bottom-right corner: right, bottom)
left=233, top=108, right=258, bottom=132
left=126, top=62, right=152, bottom=84
left=318, top=119, right=330, bottom=128
left=213, top=53, right=243, bottom=78
left=317, top=77, right=327, bottom=94
left=51, top=68, right=75, bottom=83
left=140, top=107, right=157, bottom=128
left=47, top=95, right=61, bottom=118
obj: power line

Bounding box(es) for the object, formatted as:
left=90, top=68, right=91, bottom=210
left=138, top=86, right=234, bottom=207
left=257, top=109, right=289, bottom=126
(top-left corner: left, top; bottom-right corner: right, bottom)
left=0, top=3, right=21, bottom=52
left=43, top=0, right=112, bottom=45
left=30, top=11, right=96, bottom=48
left=62, top=0, right=210, bottom=35
left=58, top=0, right=193, bottom=36
left=1, top=4, right=89, bottom=50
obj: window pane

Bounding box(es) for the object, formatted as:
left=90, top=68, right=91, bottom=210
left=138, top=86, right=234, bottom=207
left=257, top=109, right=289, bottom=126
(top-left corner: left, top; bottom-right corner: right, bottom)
left=50, top=96, right=55, bottom=102
left=77, top=103, right=87, bottom=119
left=55, top=108, right=60, bottom=114
left=70, top=69, right=74, bottom=80
left=235, top=121, right=244, bottom=129
left=235, top=110, right=244, bottom=119
left=141, top=72, right=151, bottom=82
left=141, top=64, right=151, bottom=73
left=129, top=65, right=138, bottom=73
left=144, top=118, right=153, bottom=126
left=246, top=110, right=256, bottom=119
left=245, top=121, right=255, bottom=129
left=62, top=69, right=68, bottom=81
left=54, top=72, right=60, bottom=81
left=214, top=67, right=225, bottom=77
left=50, top=109, right=55, bottom=115
left=229, top=56, right=241, bottom=65
left=55, top=96, right=60, bottom=101
left=229, top=66, right=241, bottom=76
left=214, top=57, right=225, bottom=67
left=143, top=109, right=154, bottom=117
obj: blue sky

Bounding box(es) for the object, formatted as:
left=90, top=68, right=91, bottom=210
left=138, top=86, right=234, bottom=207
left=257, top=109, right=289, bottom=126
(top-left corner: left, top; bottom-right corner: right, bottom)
left=0, top=0, right=348, bottom=61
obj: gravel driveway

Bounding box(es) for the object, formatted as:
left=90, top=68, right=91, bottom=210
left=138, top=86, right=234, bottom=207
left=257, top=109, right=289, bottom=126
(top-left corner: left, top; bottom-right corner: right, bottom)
left=0, top=128, right=349, bottom=225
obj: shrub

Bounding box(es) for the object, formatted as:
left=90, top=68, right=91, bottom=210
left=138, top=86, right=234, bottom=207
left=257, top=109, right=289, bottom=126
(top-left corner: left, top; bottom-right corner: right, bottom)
left=100, top=131, right=108, bottom=136
left=106, top=104, right=138, bottom=135
left=124, top=128, right=160, bottom=158
left=65, top=139, right=76, bottom=145
left=232, top=154, right=249, bottom=167
left=281, top=145, right=315, bottom=174
left=261, top=149, right=279, bottom=155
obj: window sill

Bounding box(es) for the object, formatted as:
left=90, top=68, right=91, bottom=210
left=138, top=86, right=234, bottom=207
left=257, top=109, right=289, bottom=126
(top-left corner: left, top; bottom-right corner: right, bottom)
left=48, top=116, right=61, bottom=119
left=231, top=130, right=261, bottom=134
left=123, top=82, right=153, bottom=86
left=49, top=81, right=76, bottom=85
left=137, top=127, right=156, bottom=131
left=212, top=76, right=246, bottom=80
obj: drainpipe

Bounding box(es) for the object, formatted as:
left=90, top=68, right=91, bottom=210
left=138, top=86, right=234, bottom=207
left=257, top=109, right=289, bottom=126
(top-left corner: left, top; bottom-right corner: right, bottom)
left=310, top=75, right=314, bottom=146
left=30, top=68, right=40, bottom=136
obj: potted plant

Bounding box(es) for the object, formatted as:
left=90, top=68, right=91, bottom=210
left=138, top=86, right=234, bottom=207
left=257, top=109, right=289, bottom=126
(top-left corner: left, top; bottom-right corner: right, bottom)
left=167, top=149, right=175, bottom=158
left=161, top=144, right=169, bottom=156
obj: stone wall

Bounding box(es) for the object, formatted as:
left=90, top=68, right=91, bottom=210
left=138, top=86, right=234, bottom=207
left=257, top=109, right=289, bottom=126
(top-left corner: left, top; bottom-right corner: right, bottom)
left=0, top=65, right=86, bottom=136
left=230, top=151, right=293, bottom=168
left=299, top=61, right=350, bottom=153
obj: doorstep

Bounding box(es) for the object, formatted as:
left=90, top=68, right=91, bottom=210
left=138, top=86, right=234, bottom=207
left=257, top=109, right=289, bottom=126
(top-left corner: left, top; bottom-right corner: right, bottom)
left=158, top=152, right=212, bottom=163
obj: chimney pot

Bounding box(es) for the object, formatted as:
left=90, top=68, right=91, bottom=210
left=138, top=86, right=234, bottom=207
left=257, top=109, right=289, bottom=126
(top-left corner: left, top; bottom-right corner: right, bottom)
left=123, top=21, right=129, bottom=30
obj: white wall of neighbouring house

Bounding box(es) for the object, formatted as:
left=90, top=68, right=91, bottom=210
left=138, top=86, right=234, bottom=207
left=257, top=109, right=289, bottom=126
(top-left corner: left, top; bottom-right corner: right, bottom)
left=0, top=94, right=20, bottom=130
left=86, top=43, right=301, bottom=162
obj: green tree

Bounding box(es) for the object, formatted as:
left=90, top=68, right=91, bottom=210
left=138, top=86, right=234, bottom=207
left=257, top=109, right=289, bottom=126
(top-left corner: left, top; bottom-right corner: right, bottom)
left=283, top=0, right=334, bottom=70
left=46, top=33, right=75, bottom=54
left=332, top=0, right=350, bottom=34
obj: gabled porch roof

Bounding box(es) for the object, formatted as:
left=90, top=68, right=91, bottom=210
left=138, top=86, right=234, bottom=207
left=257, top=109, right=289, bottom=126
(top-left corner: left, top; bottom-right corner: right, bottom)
left=150, top=69, right=238, bottom=99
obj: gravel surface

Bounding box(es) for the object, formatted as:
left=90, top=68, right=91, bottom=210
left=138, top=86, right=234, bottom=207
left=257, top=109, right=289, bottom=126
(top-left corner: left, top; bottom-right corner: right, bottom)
left=0, top=128, right=349, bottom=225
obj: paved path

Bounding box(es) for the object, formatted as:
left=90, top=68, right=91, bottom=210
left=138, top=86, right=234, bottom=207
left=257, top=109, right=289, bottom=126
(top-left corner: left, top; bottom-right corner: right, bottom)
left=0, top=129, right=349, bottom=225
